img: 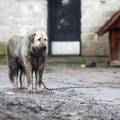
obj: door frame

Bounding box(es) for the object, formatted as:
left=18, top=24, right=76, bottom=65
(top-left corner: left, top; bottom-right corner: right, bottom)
left=47, top=0, right=81, bottom=56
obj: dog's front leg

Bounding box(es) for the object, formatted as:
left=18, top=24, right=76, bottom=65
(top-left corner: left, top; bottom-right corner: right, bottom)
left=35, top=64, right=45, bottom=93
left=25, top=62, right=33, bottom=93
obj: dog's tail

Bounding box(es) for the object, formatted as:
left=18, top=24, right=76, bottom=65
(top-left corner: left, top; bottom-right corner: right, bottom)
left=7, top=46, right=14, bottom=83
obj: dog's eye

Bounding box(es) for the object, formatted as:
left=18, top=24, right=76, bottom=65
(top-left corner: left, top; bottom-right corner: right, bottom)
left=38, top=38, right=41, bottom=41
left=44, top=39, right=47, bottom=41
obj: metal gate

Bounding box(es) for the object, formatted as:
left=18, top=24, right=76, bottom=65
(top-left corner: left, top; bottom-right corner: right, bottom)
left=48, top=0, right=81, bottom=56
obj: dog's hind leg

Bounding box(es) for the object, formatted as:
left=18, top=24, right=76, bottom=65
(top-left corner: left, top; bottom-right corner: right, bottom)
left=19, top=70, right=23, bottom=89
left=8, top=69, right=14, bottom=84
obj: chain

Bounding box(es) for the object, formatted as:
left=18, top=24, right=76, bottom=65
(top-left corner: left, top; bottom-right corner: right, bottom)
left=41, top=81, right=95, bottom=90
left=41, top=81, right=56, bottom=90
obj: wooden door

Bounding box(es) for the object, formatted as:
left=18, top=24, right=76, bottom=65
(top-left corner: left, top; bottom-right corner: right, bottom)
left=109, top=30, right=120, bottom=60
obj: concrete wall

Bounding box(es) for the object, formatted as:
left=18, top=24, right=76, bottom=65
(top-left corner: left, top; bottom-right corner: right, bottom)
left=81, top=0, right=120, bottom=56
left=1, top=0, right=120, bottom=56
left=0, top=0, right=47, bottom=42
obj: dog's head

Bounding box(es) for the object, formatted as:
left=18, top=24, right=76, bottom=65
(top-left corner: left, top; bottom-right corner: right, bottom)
left=29, top=31, right=48, bottom=56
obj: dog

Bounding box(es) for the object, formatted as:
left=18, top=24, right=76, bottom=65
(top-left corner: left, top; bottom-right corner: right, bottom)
left=7, top=31, right=48, bottom=92
left=7, top=35, right=25, bottom=89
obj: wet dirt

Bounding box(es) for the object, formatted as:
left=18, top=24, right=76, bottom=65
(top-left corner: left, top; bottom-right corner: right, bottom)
left=0, top=65, right=120, bottom=120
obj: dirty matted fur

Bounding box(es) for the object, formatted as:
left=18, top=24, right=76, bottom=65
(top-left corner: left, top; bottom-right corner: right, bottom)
left=7, top=31, right=48, bottom=92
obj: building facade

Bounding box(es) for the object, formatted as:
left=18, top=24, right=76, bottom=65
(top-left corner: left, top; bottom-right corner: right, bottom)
left=0, top=0, right=120, bottom=56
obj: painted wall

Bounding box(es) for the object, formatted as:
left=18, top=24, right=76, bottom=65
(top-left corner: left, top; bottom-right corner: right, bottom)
left=0, top=0, right=120, bottom=56
left=0, top=0, right=47, bottom=42
left=81, top=0, right=120, bottom=56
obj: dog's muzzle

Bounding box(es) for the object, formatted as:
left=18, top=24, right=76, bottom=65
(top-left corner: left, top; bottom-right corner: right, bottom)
left=41, top=45, right=47, bottom=50
left=29, top=46, right=46, bottom=57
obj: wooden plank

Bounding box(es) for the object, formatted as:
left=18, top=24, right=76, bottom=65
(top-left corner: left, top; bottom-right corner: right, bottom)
left=109, top=30, right=120, bottom=61
left=97, top=11, right=120, bottom=36
left=109, top=31, right=119, bottom=60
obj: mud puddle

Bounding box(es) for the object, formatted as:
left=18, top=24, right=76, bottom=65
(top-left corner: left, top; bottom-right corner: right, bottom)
left=0, top=66, right=120, bottom=120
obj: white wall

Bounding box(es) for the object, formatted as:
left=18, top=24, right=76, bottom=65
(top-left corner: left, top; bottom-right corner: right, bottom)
left=0, top=0, right=47, bottom=42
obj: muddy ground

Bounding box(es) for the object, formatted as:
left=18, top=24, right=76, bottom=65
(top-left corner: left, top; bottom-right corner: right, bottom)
left=0, top=65, right=120, bottom=120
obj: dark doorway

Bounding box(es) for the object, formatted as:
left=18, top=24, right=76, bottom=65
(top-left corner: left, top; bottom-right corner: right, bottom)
left=48, top=0, right=81, bottom=55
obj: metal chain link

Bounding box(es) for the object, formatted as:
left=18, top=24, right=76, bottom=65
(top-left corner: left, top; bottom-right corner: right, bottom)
left=41, top=81, right=95, bottom=90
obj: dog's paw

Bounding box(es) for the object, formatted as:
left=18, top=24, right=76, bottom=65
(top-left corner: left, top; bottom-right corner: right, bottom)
left=27, top=88, right=34, bottom=93
left=19, top=87, right=27, bottom=90
left=36, top=85, right=42, bottom=93
left=13, top=83, right=19, bottom=90
left=12, top=85, right=18, bottom=91
left=27, top=85, right=34, bottom=93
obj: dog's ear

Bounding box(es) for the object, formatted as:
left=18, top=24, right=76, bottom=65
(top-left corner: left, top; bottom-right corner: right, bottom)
left=28, top=33, right=36, bottom=43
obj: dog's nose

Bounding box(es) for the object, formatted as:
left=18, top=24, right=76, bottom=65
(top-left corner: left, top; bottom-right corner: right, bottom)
left=42, top=44, right=47, bottom=49
left=43, top=46, right=46, bottom=48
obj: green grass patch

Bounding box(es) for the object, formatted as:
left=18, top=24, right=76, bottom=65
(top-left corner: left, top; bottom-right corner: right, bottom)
left=0, top=42, right=7, bottom=64
left=47, top=57, right=86, bottom=68
left=0, top=55, right=6, bottom=64
left=96, top=61, right=109, bottom=68
left=47, top=57, right=109, bottom=68
left=0, top=42, right=7, bottom=55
